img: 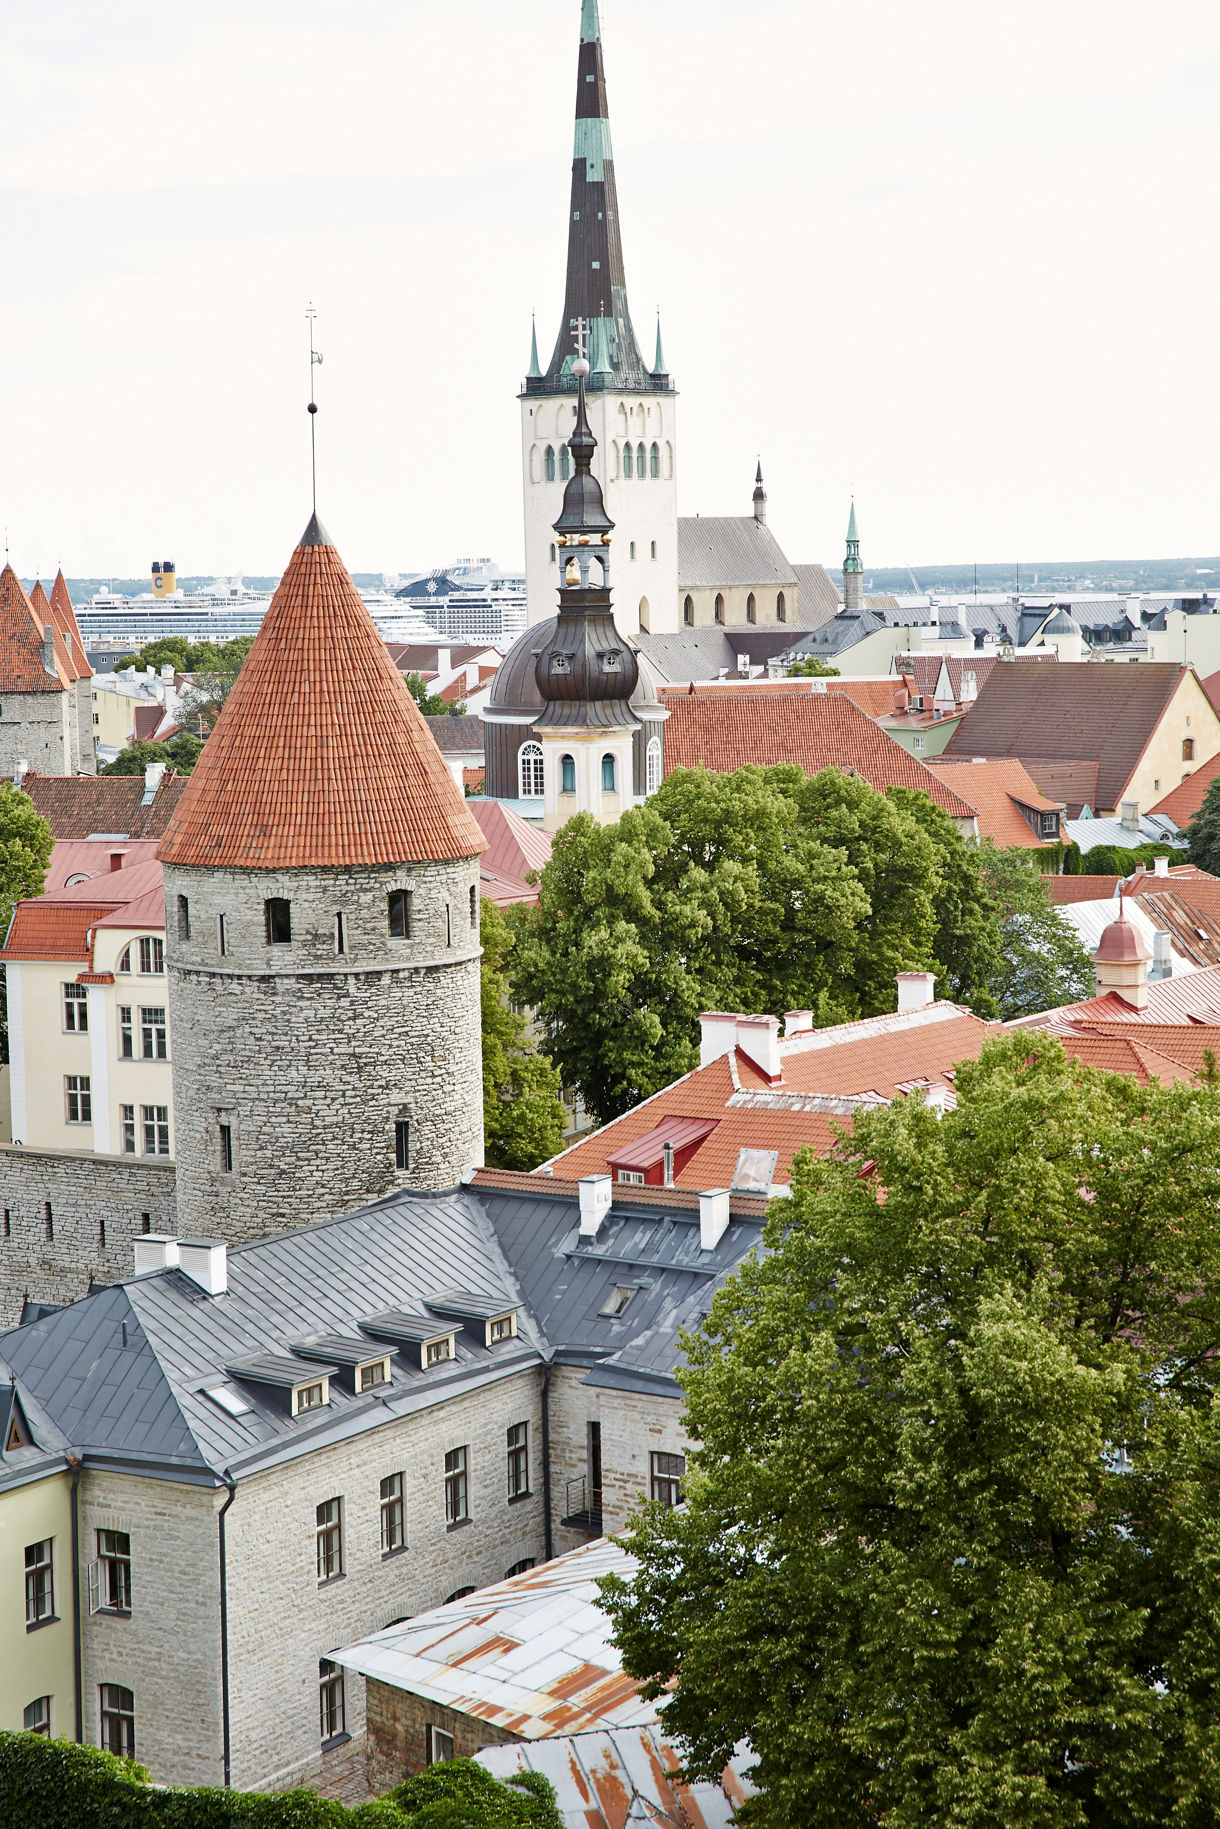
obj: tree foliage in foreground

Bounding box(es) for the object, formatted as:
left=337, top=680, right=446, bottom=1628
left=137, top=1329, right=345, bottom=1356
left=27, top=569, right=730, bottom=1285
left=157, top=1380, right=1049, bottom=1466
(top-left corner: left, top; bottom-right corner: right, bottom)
left=480, top=898, right=568, bottom=1170
left=1185, top=773, right=1220, bottom=876
left=976, top=843, right=1095, bottom=1019
left=102, top=735, right=206, bottom=777
left=0, top=1736, right=561, bottom=1829
left=0, top=784, right=53, bottom=1063
left=601, top=1033, right=1220, bottom=1829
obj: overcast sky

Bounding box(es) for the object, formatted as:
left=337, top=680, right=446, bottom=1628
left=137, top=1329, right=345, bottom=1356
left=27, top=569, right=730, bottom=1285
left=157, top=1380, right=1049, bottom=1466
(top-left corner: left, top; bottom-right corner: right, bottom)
left=2, top=0, right=1217, bottom=581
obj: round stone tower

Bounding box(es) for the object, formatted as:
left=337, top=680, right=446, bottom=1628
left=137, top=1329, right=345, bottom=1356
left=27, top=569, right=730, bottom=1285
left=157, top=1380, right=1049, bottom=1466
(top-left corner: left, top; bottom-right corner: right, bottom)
left=157, top=513, right=488, bottom=1241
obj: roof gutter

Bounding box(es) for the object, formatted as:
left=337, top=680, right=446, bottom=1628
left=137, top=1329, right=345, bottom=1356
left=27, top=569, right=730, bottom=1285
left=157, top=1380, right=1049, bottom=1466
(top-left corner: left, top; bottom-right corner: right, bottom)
left=541, top=1357, right=554, bottom=1565
left=69, top=1457, right=83, bottom=1743
left=218, top=1470, right=238, bottom=1787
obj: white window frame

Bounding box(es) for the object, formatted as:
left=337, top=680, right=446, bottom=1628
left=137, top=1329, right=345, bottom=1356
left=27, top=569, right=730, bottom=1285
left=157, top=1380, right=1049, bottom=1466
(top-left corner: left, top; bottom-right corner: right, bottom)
left=137, top=936, right=164, bottom=975
left=65, top=1076, right=92, bottom=1125
left=518, top=742, right=544, bottom=799
left=120, top=1104, right=136, bottom=1154
left=315, top=1498, right=343, bottom=1582
left=426, top=1725, right=455, bottom=1765
left=141, top=1105, right=170, bottom=1156
left=62, top=983, right=88, bottom=1033
left=486, top=1311, right=517, bottom=1345
left=444, top=1446, right=469, bottom=1524
left=139, top=1006, right=168, bottom=1061
left=423, top=1333, right=456, bottom=1369
left=380, top=1472, right=405, bottom=1554
left=294, top=1378, right=329, bottom=1416
left=645, top=737, right=662, bottom=796
left=357, top=1357, right=390, bottom=1392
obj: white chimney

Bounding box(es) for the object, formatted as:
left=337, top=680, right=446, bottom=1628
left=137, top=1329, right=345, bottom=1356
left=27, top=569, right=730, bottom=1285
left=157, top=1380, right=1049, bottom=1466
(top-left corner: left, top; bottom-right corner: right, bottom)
left=578, top=1175, right=612, bottom=1238
left=1120, top=800, right=1140, bottom=834
left=699, top=1013, right=740, bottom=1069
left=1154, top=854, right=1169, bottom=878
left=133, top=1234, right=180, bottom=1276
left=142, top=761, right=166, bottom=805
left=13, top=760, right=28, bottom=789
left=735, top=1015, right=782, bottom=1082
left=178, top=1238, right=228, bottom=1296
left=896, top=971, right=937, bottom=1013
left=699, top=1189, right=731, bottom=1251
left=784, top=1010, right=813, bottom=1038
left=662, top=1141, right=675, bottom=1188
left=1150, top=931, right=1174, bottom=981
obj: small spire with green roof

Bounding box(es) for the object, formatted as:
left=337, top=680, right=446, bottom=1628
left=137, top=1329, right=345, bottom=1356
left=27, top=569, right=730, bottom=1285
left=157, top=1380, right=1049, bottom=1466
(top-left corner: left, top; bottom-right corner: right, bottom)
left=528, top=315, right=541, bottom=380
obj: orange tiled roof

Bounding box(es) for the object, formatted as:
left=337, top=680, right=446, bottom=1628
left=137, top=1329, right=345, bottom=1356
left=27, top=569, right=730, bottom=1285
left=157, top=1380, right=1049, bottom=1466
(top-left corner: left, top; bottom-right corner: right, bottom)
left=1042, top=875, right=1122, bottom=904
left=824, top=679, right=905, bottom=718
left=39, top=574, right=91, bottom=681
left=1049, top=1021, right=1220, bottom=1077
left=924, top=757, right=1063, bottom=848
left=657, top=688, right=977, bottom=818
left=23, top=773, right=187, bottom=841
left=157, top=518, right=488, bottom=869
left=1056, top=1031, right=1198, bottom=1086
left=2, top=904, right=112, bottom=961
left=1149, top=755, right=1220, bottom=827
left=0, top=565, right=68, bottom=693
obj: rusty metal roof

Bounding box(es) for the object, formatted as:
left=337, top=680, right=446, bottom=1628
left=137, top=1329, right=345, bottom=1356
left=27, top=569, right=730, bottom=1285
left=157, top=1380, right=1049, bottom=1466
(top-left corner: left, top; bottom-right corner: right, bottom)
left=331, top=1538, right=658, bottom=1739
left=476, top=1725, right=755, bottom=1829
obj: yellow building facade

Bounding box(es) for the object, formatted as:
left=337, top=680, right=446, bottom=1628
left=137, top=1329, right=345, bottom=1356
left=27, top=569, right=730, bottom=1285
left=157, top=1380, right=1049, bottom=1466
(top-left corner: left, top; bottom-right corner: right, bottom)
left=0, top=1419, right=75, bottom=1739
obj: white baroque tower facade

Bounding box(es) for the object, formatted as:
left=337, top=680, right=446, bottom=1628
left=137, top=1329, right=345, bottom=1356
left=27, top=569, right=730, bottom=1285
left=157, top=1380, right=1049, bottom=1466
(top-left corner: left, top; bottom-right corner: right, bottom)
left=157, top=514, right=488, bottom=1241
left=520, top=0, right=678, bottom=638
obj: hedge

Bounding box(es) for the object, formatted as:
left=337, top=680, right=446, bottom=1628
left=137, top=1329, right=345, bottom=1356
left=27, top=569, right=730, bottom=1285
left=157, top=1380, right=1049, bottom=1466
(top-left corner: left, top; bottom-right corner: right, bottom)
left=0, top=1737, right=562, bottom=1829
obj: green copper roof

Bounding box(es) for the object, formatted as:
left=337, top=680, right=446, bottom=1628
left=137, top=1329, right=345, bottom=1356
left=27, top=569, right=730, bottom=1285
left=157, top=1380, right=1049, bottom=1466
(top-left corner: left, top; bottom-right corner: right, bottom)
left=528, top=318, right=541, bottom=379
left=573, top=115, right=612, bottom=182
left=654, top=315, right=667, bottom=375
left=580, top=0, right=601, bottom=44
left=844, top=500, right=862, bottom=574
left=847, top=500, right=858, bottom=543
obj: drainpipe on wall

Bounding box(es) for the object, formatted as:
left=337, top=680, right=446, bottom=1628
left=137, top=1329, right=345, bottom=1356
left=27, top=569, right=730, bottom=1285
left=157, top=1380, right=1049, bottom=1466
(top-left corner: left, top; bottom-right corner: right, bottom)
left=69, top=1458, right=83, bottom=1743
left=541, top=1360, right=554, bottom=1565
left=218, top=1471, right=238, bottom=1787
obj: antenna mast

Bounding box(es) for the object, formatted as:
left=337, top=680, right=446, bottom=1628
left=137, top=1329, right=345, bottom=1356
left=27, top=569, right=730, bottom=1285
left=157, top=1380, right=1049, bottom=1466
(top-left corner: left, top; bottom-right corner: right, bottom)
left=306, top=304, right=323, bottom=514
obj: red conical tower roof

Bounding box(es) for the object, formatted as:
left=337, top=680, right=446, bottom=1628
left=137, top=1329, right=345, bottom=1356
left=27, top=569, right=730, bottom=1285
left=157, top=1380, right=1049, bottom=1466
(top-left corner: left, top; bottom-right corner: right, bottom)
left=48, top=571, right=92, bottom=680
left=0, top=565, right=69, bottom=692
left=157, top=515, right=487, bottom=869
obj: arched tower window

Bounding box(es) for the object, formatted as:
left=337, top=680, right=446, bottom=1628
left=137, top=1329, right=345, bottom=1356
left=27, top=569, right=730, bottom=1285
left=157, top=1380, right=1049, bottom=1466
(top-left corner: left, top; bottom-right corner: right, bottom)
left=636, top=443, right=646, bottom=479
left=646, top=737, right=662, bottom=795
left=715, top=594, right=725, bottom=624
left=650, top=442, right=660, bottom=479
left=665, top=442, right=673, bottom=478
left=639, top=597, right=650, bottom=632
left=544, top=446, right=556, bottom=483
left=683, top=595, right=694, bottom=626
left=746, top=593, right=756, bottom=624
left=519, top=741, right=544, bottom=798
left=623, top=443, right=634, bottom=479
left=559, top=445, right=571, bottom=481
left=601, top=754, right=617, bottom=793
left=560, top=754, right=576, bottom=794
left=777, top=591, right=787, bottom=622
left=1183, top=738, right=1195, bottom=761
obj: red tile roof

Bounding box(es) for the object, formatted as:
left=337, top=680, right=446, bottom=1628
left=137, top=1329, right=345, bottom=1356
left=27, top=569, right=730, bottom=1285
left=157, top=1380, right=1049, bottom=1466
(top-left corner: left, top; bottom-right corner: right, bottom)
left=1020, top=759, right=1101, bottom=817
left=1149, top=754, right=1220, bottom=827
left=0, top=566, right=68, bottom=693
left=1046, top=1021, right=1220, bottom=1077
left=1, top=859, right=166, bottom=964
left=1056, top=1032, right=1197, bottom=1085
left=470, top=799, right=551, bottom=882
left=45, top=839, right=161, bottom=892
left=1, top=904, right=111, bottom=961
left=23, top=772, right=188, bottom=841
left=657, top=687, right=977, bottom=817
left=157, top=521, right=488, bottom=870
left=44, top=573, right=91, bottom=680
left=1013, top=961, right=1220, bottom=1028
left=1042, top=875, right=1122, bottom=904
left=824, top=679, right=905, bottom=718
left=924, top=757, right=1063, bottom=848
left=1202, top=671, right=1220, bottom=717
left=943, top=663, right=1205, bottom=812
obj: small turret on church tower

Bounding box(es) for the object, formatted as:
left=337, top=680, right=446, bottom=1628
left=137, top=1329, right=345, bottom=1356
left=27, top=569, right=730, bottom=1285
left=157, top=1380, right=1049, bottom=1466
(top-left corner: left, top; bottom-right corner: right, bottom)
left=520, top=0, right=677, bottom=637
left=528, top=351, right=642, bottom=833
left=157, top=512, right=488, bottom=1241
left=753, top=462, right=767, bottom=526
left=843, top=500, right=863, bottom=613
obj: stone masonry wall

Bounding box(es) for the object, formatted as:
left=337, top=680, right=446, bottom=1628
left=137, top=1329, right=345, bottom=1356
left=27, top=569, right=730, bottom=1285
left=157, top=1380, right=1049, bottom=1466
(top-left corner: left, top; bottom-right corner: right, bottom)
left=545, top=1363, right=689, bottom=1557
left=365, top=1678, right=519, bottom=1796
left=225, top=1364, right=545, bottom=1794
left=79, top=1471, right=224, bottom=1789
left=0, top=1146, right=177, bottom=1324
left=0, top=691, right=73, bottom=780
left=163, top=858, right=484, bottom=1240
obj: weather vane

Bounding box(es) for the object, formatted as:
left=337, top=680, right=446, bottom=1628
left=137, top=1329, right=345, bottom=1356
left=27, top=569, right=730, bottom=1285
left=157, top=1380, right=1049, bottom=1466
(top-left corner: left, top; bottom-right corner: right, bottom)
left=306, top=303, right=323, bottom=514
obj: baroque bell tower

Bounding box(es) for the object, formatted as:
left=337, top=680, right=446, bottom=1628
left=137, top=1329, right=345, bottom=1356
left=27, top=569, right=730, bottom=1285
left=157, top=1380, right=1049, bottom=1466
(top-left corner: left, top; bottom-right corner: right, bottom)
left=520, top=0, right=677, bottom=638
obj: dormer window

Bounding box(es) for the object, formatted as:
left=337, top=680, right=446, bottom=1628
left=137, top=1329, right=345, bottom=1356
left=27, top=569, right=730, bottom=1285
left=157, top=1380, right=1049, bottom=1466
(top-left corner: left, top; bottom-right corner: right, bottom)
left=293, top=1379, right=328, bottom=1415
left=358, top=1357, right=391, bottom=1392
left=487, top=1313, right=517, bottom=1345
left=601, top=650, right=622, bottom=670
left=423, top=1334, right=456, bottom=1369
left=551, top=653, right=572, bottom=674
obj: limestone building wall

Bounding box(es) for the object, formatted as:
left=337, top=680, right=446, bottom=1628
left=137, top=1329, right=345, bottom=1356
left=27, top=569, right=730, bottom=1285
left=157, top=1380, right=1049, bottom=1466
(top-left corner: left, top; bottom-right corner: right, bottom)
left=0, top=1147, right=177, bottom=1323
left=680, top=583, right=794, bottom=630
left=163, top=857, right=484, bottom=1239
left=545, top=1363, right=689, bottom=1556
left=365, top=1678, right=519, bottom=1794
left=0, top=691, right=73, bottom=779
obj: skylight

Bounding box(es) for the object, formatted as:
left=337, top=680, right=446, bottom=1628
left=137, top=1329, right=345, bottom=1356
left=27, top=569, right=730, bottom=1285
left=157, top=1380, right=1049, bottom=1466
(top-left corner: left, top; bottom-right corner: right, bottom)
left=601, top=1286, right=636, bottom=1318
left=204, top=1383, right=253, bottom=1417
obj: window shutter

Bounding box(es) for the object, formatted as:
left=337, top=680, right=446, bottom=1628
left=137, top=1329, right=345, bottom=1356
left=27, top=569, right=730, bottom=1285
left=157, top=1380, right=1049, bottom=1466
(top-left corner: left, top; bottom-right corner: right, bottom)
left=88, top=1559, right=102, bottom=1613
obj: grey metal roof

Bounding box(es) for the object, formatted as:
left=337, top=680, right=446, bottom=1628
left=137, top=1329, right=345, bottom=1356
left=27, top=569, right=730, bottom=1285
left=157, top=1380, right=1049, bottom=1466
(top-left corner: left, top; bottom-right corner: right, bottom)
left=478, top=1187, right=763, bottom=1395
left=422, top=714, right=484, bottom=757
left=791, top=563, right=842, bottom=629
left=677, top=517, right=798, bottom=589
left=0, top=1190, right=544, bottom=1480
left=0, top=1354, right=73, bottom=1495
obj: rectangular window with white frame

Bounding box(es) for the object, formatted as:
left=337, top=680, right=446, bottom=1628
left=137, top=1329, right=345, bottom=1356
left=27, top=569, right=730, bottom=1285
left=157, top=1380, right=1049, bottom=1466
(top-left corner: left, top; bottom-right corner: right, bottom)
left=380, top=1473, right=405, bottom=1554
left=316, top=1498, right=343, bottom=1582
left=118, top=1006, right=134, bottom=1058
left=444, top=1447, right=469, bottom=1525
left=22, top=1696, right=51, bottom=1736
left=99, top=1684, right=134, bottom=1758
left=62, top=983, right=88, bottom=1032
left=506, top=1422, right=529, bottom=1498
left=90, top=1529, right=132, bottom=1613
left=319, top=1659, right=345, bottom=1744
left=141, top=1106, right=170, bottom=1156
left=139, top=1007, right=168, bottom=1060
left=65, top=1076, right=92, bottom=1125
left=120, top=1105, right=136, bottom=1154
left=25, top=1539, right=54, bottom=1627
left=650, top=1451, right=686, bottom=1508
left=137, top=936, right=164, bottom=975
left=426, top=1725, right=454, bottom=1765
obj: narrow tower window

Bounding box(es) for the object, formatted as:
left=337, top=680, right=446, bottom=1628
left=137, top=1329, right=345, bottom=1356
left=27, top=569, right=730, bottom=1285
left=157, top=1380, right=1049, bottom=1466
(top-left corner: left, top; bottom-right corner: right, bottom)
left=561, top=755, right=576, bottom=795
left=636, top=442, right=646, bottom=478
left=715, top=594, right=725, bottom=624
left=629, top=541, right=636, bottom=561
left=683, top=596, right=694, bottom=627
left=650, top=442, right=660, bottom=478
left=219, top=1123, right=233, bottom=1174
left=176, top=895, right=190, bottom=941
left=544, top=446, right=556, bottom=482
left=646, top=737, right=663, bottom=795
left=335, top=911, right=346, bottom=954
left=622, top=443, right=633, bottom=479
left=445, top=904, right=452, bottom=947
left=217, top=913, right=227, bottom=957
left=777, top=591, right=787, bottom=621
left=560, top=445, right=571, bottom=481
left=395, top=1121, right=410, bottom=1171
left=601, top=754, right=617, bottom=793
left=470, top=885, right=478, bottom=929
left=388, top=890, right=411, bottom=938
left=746, top=593, right=756, bottom=623
left=264, top=899, right=291, bottom=945
left=651, top=540, right=657, bottom=559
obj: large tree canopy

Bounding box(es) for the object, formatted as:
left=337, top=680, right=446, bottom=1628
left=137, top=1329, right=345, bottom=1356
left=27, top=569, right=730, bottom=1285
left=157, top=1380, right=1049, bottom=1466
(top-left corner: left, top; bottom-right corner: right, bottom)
left=1185, top=773, right=1220, bottom=875
left=0, top=785, right=53, bottom=1063
left=976, top=843, right=1095, bottom=1019
left=602, top=1033, right=1220, bottom=1828
left=508, top=767, right=1010, bottom=1123
left=101, top=735, right=205, bottom=777
left=480, top=898, right=568, bottom=1170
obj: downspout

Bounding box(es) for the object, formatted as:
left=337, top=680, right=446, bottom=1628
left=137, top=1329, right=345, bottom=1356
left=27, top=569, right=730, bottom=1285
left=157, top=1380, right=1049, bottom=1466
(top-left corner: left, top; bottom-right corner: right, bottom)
left=541, top=1359, right=554, bottom=1564
left=69, top=1458, right=83, bottom=1743
left=218, top=1472, right=238, bottom=1787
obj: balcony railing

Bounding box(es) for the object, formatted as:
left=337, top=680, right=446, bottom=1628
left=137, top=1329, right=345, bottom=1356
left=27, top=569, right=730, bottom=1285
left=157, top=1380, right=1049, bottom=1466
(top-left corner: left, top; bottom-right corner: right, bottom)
left=560, top=1476, right=603, bottom=1533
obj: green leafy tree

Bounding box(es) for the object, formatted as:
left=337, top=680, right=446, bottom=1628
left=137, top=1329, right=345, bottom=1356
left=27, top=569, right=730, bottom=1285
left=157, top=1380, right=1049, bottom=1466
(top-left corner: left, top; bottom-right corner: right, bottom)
left=480, top=899, right=568, bottom=1169
left=102, top=735, right=205, bottom=778
left=1185, top=777, right=1220, bottom=873
left=785, top=656, right=841, bottom=678
left=113, top=635, right=254, bottom=677
left=404, top=673, right=464, bottom=718
left=602, top=1033, right=1220, bottom=1829
left=508, top=765, right=980, bottom=1124
left=977, top=843, right=1095, bottom=1019
left=1062, top=840, right=1082, bottom=874
left=887, top=787, right=1002, bottom=1015
left=1080, top=842, right=1126, bottom=875
left=0, top=784, right=53, bottom=1062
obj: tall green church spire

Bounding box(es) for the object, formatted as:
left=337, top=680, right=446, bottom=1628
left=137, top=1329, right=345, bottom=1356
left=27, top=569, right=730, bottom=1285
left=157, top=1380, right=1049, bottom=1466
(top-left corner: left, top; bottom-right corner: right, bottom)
left=653, top=313, right=667, bottom=377
left=844, top=501, right=862, bottom=572
left=528, top=316, right=541, bottom=379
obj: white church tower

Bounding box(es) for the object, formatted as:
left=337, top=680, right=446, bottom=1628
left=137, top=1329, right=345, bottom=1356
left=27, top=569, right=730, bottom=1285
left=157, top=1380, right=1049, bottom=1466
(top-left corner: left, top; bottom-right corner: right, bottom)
left=519, top=0, right=678, bottom=638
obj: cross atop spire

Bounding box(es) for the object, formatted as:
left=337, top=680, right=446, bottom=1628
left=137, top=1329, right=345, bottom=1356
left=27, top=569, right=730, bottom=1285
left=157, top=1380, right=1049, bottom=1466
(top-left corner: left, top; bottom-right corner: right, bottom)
left=527, top=0, right=667, bottom=397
